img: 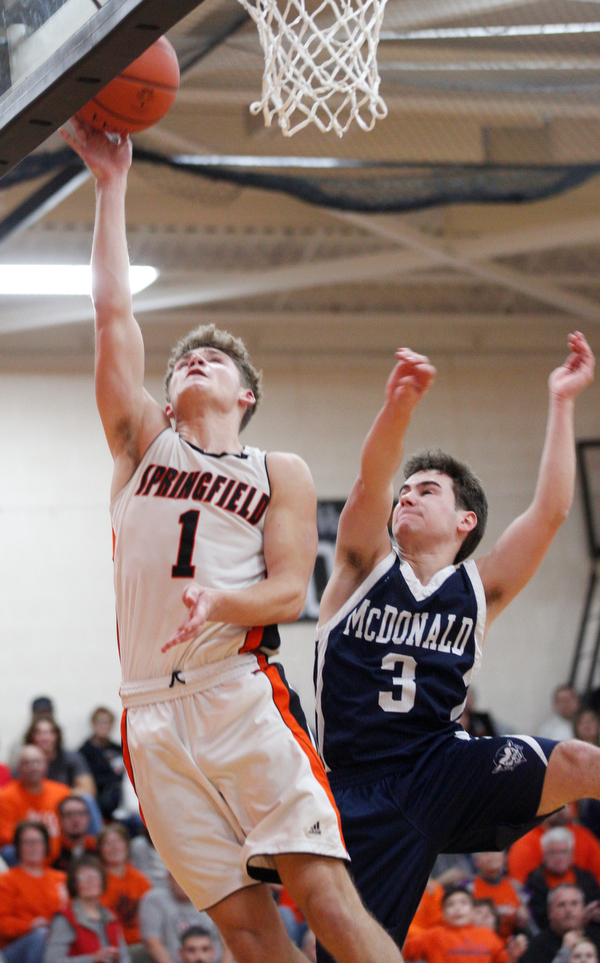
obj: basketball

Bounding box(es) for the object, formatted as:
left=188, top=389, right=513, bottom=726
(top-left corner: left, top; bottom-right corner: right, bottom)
left=76, top=36, right=180, bottom=136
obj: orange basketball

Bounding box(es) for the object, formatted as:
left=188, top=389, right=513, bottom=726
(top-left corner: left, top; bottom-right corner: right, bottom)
left=76, top=36, right=180, bottom=136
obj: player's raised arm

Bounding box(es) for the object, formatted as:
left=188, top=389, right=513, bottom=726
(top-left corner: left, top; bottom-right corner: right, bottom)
left=60, top=120, right=167, bottom=491
left=477, top=331, right=595, bottom=626
left=319, top=349, right=436, bottom=623
left=161, top=452, right=317, bottom=651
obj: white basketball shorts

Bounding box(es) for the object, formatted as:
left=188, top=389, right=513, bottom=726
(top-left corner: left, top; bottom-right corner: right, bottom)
left=121, top=654, right=348, bottom=910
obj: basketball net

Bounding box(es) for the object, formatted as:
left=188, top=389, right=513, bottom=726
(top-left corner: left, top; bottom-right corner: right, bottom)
left=237, top=0, right=389, bottom=137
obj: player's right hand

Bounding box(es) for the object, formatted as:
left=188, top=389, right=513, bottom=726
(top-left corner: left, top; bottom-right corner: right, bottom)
left=385, top=348, right=436, bottom=409
left=161, top=583, right=220, bottom=652
left=59, top=116, right=132, bottom=182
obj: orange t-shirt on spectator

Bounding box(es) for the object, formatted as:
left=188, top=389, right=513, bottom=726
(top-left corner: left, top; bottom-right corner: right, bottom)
left=507, top=824, right=600, bottom=884
left=0, top=780, right=71, bottom=864
left=100, top=864, right=152, bottom=944
left=471, top=877, right=522, bottom=939
left=404, top=923, right=507, bottom=963
left=410, top=881, right=445, bottom=932
left=0, top=865, right=67, bottom=947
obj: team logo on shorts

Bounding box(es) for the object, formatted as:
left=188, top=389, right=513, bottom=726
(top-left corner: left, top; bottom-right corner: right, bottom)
left=492, top=740, right=526, bottom=774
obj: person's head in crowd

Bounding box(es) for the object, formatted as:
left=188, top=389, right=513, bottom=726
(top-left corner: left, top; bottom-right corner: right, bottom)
left=473, top=851, right=506, bottom=883
left=301, top=929, right=317, bottom=962
left=472, top=899, right=500, bottom=933
left=98, top=824, right=130, bottom=873
left=91, top=707, right=116, bottom=746
left=31, top=696, right=55, bottom=720
left=570, top=939, right=599, bottom=963
left=547, top=885, right=585, bottom=935
left=554, top=686, right=580, bottom=723
left=17, top=744, right=48, bottom=790
left=541, top=827, right=576, bottom=877
left=58, top=795, right=92, bottom=844
left=14, top=820, right=50, bottom=868
left=180, top=926, right=216, bottom=963
left=168, top=871, right=191, bottom=903
left=569, top=936, right=598, bottom=963
left=443, top=887, right=474, bottom=928
left=574, top=709, right=600, bottom=747
left=25, top=716, right=62, bottom=762
left=544, top=805, right=577, bottom=830
left=67, top=853, right=107, bottom=902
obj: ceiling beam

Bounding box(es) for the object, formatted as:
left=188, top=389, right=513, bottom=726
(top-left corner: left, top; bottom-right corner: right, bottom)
left=3, top=211, right=600, bottom=333
left=381, top=0, right=538, bottom=31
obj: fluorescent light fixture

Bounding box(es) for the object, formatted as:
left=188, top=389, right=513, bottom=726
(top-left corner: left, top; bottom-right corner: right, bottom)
left=0, top=265, right=159, bottom=296
left=381, top=23, right=600, bottom=41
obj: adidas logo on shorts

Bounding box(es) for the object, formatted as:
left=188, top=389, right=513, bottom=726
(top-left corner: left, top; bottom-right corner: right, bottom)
left=307, top=821, right=321, bottom=836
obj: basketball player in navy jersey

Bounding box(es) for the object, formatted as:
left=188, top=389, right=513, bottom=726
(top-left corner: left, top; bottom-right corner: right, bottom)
left=60, top=118, right=404, bottom=963
left=315, top=335, right=596, bottom=959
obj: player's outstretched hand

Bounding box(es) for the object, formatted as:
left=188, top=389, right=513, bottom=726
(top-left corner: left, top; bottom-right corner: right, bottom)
left=549, top=331, right=595, bottom=402
left=59, top=116, right=132, bottom=182
left=161, top=583, right=219, bottom=652
left=386, top=348, right=436, bottom=410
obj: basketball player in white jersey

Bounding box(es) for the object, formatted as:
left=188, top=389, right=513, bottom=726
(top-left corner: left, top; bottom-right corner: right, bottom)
left=60, top=118, right=404, bottom=963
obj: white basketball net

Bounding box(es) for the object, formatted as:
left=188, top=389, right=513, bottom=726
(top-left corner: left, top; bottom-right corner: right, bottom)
left=237, top=0, right=389, bottom=137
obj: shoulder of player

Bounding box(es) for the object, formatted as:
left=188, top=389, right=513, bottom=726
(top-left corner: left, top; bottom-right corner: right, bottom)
left=265, top=451, right=315, bottom=499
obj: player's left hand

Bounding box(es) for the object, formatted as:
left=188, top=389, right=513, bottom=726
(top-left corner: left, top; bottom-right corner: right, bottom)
left=161, top=583, right=220, bottom=652
left=549, top=331, right=595, bottom=402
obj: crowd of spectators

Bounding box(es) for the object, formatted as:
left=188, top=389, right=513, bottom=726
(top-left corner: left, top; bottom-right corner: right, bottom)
left=1, top=682, right=600, bottom=963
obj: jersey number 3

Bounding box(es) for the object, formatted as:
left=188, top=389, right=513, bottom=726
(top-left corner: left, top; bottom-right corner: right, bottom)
left=378, top=654, right=417, bottom=713
left=172, top=510, right=200, bottom=578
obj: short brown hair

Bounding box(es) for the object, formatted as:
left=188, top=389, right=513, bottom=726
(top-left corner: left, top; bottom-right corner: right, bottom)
left=98, top=823, right=130, bottom=859
left=164, top=325, right=262, bottom=432
left=68, top=854, right=106, bottom=899
left=403, top=449, right=488, bottom=564
left=14, top=820, right=50, bottom=859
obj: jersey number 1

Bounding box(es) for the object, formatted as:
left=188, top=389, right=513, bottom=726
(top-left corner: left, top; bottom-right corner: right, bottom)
left=378, top=654, right=417, bottom=713
left=172, top=510, right=200, bottom=578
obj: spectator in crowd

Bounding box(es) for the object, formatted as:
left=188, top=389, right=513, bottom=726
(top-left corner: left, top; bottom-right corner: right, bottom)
left=128, top=829, right=167, bottom=891
left=43, top=853, right=129, bottom=963
left=52, top=797, right=97, bottom=873
left=79, top=710, right=124, bottom=823
left=537, top=686, right=580, bottom=742
left=0, top=821, right=67, bottom=963
left=574, top=711, right=600, bottom=748
left=472, top=901, right=501, bottom=935
left=25, top=719, right=95, bottom=799
left=410, top=878, right=445, bottom=933
left=526, top=829, right=600, bottom=930
left=403, top=886, right=527, bottom=963
left=472, top=852, right=530, bottom=939
left=0, top=747, right=71, bottom=865
left=568, top=939, right=600, bottom=963
left=97, top=825, right=151, bottom=949
left=139, top=873, right=228, bottom=963
left=179, top=926, right=217, bottom=963
left=521, top=885, right=600, bottom=963
left=508, top=807, right=600, bottom=886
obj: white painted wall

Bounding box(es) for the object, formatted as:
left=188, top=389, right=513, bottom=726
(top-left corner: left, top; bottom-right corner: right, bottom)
left=0, top=353, right=598, bottom=760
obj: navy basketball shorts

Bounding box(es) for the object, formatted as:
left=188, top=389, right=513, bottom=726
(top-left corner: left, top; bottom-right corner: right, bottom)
left=316, top=732, right=557, bottom=961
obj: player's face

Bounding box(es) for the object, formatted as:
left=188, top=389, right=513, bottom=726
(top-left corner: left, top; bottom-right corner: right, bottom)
left=443, top=892, right=474, bottom=928
left=168, top=348, right=251, bottom=422
left=180, top=937, right=215, bottom=963
left=393, top=471, right=463, bottom=554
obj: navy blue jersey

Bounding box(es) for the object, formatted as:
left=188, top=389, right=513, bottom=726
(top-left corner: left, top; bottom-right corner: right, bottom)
left=315, top=550, right=486, bottom=771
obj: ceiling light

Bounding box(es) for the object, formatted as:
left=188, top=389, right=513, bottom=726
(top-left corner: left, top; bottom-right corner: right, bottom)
left=0, top=265, right=159, bottom=296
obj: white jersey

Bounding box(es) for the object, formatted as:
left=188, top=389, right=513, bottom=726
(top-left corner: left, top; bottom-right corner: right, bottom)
left=111, top=428, right=275, bottom=698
